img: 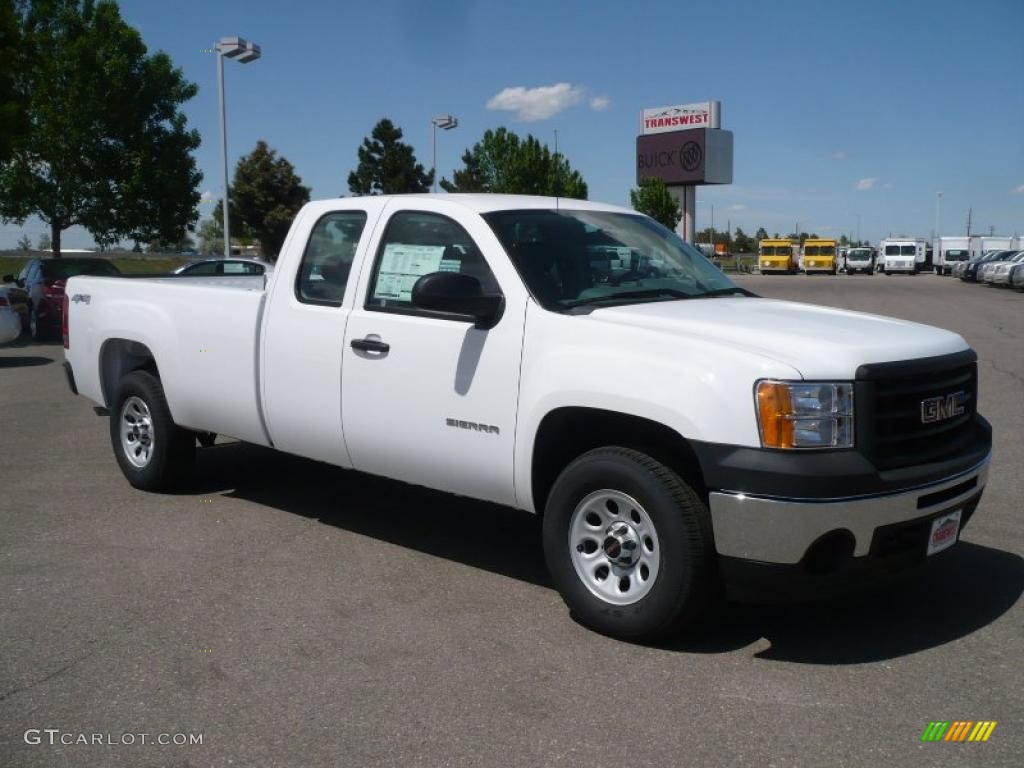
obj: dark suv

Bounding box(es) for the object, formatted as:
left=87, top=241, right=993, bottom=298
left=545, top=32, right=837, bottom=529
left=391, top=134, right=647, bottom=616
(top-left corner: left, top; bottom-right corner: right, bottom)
left=3, top=257, right=120, bottom=340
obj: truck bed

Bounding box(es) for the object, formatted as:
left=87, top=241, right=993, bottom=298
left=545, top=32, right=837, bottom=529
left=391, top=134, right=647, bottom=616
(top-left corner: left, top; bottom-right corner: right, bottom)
left=65, top=275, right=272, bottom=445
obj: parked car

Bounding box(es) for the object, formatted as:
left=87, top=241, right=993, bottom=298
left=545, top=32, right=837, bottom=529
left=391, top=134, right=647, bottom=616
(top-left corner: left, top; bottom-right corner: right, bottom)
left=977, top=251, right=1020, bottom=284
left=960, top=251, right=1012, bottom=283
left=63, top=194, right=992, bottom=641
left=983, top=251, right=1024, bottom=286
left=0, top=278, right=29, bottom=332
left=0, top=285, right=23, bottom=344
left=173, top=257, right=274, bottom=276
left=3, top=257, right=121, bottom=340
left=1011, top=261, right=1024, bottom=291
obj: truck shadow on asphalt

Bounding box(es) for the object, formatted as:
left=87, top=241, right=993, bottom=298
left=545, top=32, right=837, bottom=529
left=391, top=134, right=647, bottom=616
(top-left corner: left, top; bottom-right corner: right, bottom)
left=0, top=355, right=53, bottom=367
left=189, top=442, right=1023, bottom=665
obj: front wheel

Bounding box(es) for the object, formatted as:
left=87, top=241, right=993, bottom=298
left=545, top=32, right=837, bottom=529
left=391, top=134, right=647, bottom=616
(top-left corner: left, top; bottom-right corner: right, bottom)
left=110, top=370, right=195, bottom=491
left=543, top=447, right=714, bottom=640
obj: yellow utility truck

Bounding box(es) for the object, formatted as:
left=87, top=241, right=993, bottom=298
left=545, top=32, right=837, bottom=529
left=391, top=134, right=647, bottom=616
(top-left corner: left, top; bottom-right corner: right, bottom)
left=758, top=238, right=797, bottom=274
left=802, top=238, right=838, bottom=275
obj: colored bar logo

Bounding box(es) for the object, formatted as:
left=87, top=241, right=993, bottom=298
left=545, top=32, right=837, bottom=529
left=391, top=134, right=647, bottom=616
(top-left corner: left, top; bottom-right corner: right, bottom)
left=921, top=721, right=997, bottom=742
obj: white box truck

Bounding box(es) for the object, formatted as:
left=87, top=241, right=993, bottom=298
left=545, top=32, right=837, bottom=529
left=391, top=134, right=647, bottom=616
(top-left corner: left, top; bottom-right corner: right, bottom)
left=879, top=238, right=929, bottom=275
left=936, top=237, right=972, bottom=275
left=970, top=236, right=1014, bottom=260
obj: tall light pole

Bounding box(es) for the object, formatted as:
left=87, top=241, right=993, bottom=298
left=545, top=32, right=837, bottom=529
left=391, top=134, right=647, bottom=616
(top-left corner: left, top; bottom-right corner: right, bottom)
left=855, top=213, right=861, bottom=244
left=935, top=191, right=943, bottom=243
left=431, top=115, right=458, bottom=193
left=216, top=36, right=261, bottom=258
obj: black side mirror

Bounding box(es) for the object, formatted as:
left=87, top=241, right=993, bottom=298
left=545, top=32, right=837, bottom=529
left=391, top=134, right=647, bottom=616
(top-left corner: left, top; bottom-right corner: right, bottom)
left=411, top=271, right=503, bottom=329
left=1, top=274, right=13, bottom=283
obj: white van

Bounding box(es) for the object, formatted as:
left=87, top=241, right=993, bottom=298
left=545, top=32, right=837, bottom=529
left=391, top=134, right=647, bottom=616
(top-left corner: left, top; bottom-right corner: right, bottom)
left=936, top=237, right=971, bottom=275
left=879, top=238, right=928, bottom=275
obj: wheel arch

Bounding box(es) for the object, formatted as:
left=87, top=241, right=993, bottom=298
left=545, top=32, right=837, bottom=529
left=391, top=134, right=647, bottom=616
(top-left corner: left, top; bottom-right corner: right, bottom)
left=99, top=338, right=161, bottom=408
left=530, top=406, right=707, bottom=515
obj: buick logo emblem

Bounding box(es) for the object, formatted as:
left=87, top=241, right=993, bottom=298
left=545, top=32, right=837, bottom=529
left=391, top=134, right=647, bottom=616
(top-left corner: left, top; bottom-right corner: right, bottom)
left=921, top=391, right=966, bottom=424
left=680, top=141, right=702, bottom=172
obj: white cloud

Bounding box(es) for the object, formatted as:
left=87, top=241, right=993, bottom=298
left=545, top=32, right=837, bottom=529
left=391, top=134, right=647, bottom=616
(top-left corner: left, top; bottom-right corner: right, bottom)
left=830, top=150, right=847, bottom=160
left=486, top=83, right=585, bottom=121
left=1012, top=184, right=1024, bottom=194
left=728, top=204, right=747, bottom=211
left=855, top=177, right=877, bottom=191
left=589, top=95, right=611, bottom=111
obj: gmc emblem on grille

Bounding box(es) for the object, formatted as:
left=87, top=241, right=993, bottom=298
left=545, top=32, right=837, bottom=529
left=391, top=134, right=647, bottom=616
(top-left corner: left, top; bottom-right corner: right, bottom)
left=921, top=391, right=966, bottom=424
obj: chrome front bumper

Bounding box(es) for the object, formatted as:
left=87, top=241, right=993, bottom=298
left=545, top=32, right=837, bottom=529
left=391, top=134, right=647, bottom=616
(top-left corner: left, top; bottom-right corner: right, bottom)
left=708, top=454, right=991, bottom=564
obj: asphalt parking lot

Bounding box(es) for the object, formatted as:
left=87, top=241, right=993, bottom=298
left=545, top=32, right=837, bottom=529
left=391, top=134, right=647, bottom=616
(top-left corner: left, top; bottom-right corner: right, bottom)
left=1, top=274, right=1021, bottom=767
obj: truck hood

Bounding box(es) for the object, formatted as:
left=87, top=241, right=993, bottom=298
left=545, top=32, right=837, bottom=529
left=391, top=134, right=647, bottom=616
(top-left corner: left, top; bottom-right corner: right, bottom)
left=590, top=297, right=968, bottom=379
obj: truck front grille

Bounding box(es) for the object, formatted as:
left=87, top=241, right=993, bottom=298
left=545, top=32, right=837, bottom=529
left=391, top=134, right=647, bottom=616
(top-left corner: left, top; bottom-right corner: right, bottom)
left=855, top=351, right=978, bottom=470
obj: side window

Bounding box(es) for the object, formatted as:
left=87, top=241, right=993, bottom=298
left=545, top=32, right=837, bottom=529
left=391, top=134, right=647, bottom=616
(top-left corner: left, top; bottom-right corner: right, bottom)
left=183, top=261, right=219, bottom=276
left=222, top=261, right=261, bottom=275
left=297, top=211, right=367, bottom=306
left=366, top=211, right=499, bottom=313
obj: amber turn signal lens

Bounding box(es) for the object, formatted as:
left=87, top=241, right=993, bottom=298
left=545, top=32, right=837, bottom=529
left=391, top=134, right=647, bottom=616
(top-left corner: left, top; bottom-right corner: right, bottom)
left=757, top=381, right=795, bottom=448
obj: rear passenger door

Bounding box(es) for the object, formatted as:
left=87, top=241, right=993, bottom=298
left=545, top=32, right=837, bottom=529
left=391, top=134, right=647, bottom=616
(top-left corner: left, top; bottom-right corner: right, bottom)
left=341, top=203, right=526, bottom=506
left=261, top=202, right=388, bottom=467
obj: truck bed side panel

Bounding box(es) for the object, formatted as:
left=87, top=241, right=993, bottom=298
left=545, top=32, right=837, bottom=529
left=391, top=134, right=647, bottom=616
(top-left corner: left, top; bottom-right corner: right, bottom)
left=66, top=276, right=270, bottom=445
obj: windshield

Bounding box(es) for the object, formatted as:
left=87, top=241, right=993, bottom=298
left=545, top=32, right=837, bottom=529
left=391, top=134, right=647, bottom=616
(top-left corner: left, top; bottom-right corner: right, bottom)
left=761, top=246, right=789, bottom=256
left=40, top=259, right=121, bottom=280
left=848, top=249, right=871, bottom=260
left=900, top=245, right=917, bottom=255
left=884, top=245, right=900, bottom=255
left=483, top=209, right=742, bottom=311
left=944, top=250, right=968, bottom=260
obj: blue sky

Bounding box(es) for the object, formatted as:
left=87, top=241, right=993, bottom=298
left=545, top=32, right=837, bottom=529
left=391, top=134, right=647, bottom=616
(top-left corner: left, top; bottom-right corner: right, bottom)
left=4, top=0, right=1023, bottom=248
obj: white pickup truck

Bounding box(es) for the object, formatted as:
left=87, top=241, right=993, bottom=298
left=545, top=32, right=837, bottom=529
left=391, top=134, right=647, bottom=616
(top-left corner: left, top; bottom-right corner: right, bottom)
left=62, top=194, right=992, bottom=640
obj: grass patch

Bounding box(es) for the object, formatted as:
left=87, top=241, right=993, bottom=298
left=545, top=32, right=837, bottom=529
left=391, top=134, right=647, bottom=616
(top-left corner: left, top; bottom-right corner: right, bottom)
left=0, top=254, right=190, bottom=279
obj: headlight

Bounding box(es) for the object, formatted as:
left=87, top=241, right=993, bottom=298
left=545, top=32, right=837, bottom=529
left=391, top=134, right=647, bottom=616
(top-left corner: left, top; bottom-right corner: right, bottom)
left=756, top=381, right=854, bottom=449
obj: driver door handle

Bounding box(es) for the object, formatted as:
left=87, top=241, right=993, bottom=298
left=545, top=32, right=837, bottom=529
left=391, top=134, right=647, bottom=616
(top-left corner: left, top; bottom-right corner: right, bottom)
left=350, top=337, right=390, bottom=354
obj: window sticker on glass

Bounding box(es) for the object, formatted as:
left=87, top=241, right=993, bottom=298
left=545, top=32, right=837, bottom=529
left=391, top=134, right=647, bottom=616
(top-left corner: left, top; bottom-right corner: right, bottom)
left=373, top=243, right=446, bottom=302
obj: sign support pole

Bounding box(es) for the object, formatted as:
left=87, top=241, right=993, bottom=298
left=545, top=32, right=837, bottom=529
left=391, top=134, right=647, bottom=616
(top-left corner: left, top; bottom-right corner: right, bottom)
left=669, top=185, right=696, bottom=243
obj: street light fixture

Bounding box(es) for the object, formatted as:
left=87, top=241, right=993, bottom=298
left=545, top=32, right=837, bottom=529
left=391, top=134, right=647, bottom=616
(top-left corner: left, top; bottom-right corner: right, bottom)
left=431, top=115, right=458, bottom=193
left=216, top=36, right=261, bottom=258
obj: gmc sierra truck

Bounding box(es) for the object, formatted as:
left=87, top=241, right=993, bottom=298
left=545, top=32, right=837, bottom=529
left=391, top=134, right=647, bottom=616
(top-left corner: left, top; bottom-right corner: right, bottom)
left=62, top=194, right=992, bottom=640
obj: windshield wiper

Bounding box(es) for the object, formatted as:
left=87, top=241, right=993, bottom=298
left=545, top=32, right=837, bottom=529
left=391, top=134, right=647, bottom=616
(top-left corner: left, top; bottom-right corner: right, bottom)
left=562, top=288, right=693, bottom=308
left=692, top=287, right=758, bottom=299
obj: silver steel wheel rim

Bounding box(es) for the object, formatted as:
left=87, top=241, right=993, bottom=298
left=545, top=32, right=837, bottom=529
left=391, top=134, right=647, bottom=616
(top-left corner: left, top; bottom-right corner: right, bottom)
left=568, top=489, right=661, bottom=606
left=120, top=396, right=155, bottom=469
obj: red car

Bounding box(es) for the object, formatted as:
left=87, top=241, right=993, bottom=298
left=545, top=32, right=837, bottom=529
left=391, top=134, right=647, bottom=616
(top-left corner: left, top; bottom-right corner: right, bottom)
left=4, top=257, right=120, bottom=340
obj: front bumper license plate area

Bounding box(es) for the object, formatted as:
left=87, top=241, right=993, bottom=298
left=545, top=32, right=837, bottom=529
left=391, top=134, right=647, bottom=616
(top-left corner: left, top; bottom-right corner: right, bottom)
left=927, top=509, right=961, bottom=556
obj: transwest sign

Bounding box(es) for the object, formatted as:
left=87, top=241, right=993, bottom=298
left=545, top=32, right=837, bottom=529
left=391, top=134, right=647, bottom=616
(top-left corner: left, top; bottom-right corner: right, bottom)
left=641, top=101, right=719, bottom=135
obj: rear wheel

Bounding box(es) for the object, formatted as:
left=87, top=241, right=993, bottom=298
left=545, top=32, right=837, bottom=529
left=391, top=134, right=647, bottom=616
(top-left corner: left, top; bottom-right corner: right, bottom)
left=110, top=370, right=195, bottom=491
left=543, top=447, right=714, bottom=640
left=29, top=304, right=46, bottom=341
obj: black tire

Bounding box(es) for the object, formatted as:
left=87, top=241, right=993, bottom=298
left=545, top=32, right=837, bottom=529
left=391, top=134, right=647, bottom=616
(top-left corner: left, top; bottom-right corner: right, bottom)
left=29, top=304, right=46, bottom=341
left=110, top=370, right=195, bottom=491
left=543, top=447, right=714, bottom=640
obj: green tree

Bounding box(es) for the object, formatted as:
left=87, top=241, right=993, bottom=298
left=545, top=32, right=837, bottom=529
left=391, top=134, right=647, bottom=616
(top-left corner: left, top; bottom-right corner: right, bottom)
left=38, top=232, right=50, bottom=250
left=348, top=118, right=433, bottom=195
left=197, top=218, right=221, bottom=255
left=0, top=0, right=201, bottom=256
left=0, top=0, right=27, bottom=165
left=629, top=177, right=681, bottom=230
left=440, top=127, right=588, bottom=199
left=839, top=234, right=850, bottom=246
left=733, top=227, right=753, bottom=253
left=218, top=141, right=311, bottom=259
left=16, top=232, right=31, bottom=250
left=755, top=227, right=769, bottom=241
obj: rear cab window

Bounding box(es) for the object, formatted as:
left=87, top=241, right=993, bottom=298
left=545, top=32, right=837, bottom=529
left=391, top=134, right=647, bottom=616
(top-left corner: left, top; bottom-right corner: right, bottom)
left=296, top=211, right=368, bottom=306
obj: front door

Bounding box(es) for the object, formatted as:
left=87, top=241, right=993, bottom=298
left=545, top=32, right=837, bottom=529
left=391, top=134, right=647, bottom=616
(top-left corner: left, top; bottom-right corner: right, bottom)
left=341, top=204, right=525, bottom=506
